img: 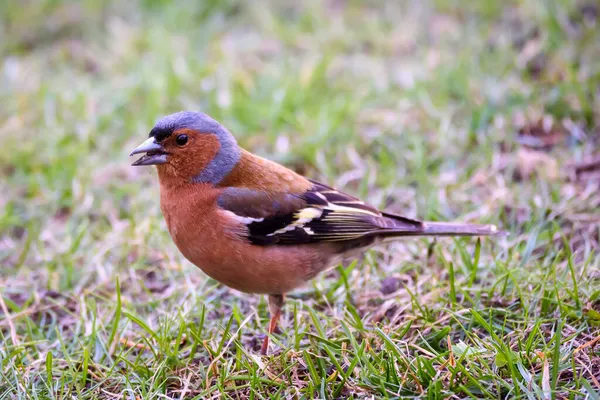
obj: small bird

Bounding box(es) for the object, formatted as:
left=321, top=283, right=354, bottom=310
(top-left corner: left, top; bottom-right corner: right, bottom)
left=130, top=111, right=499, bottom=355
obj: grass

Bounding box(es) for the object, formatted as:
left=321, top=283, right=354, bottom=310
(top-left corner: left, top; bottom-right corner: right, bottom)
left=1, top=0, right=599, bottom=398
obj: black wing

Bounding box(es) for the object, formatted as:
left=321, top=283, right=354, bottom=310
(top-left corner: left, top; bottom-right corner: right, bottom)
left=217, top=180, right=423, bottom=245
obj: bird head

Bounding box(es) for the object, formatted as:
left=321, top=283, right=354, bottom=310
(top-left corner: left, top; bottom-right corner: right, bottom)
left=130, top=111, right=240, bottom=184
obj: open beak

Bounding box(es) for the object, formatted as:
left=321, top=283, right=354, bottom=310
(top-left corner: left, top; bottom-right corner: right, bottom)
left=129, top=137, right=168, bottom=166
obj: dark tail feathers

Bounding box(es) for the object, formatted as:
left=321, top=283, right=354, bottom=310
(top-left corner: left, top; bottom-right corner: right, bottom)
left=418, top=221, right=499, bottom=236
left=379, top=212, right=502, bottom=238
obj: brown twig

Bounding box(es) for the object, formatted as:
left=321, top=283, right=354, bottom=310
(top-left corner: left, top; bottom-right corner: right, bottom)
left=0, top=295, right=20, bottom=346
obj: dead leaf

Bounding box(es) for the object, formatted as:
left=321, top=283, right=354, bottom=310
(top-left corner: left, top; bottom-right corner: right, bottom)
left=516, top=114, right=566, bottom=150
left=541, top=354, right=551, bottom=400
left=574, top=156, right=600, bottom=176
left=515, top=148, right=558, bottom=181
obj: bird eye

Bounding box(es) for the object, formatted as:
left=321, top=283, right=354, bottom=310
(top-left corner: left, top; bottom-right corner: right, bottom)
left=176, top=134, right=188, bottom=146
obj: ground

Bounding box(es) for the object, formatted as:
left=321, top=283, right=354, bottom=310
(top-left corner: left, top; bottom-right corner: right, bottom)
left=1, top=0, right=599, bottom=398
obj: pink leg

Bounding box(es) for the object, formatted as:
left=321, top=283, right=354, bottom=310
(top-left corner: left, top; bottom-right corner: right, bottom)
left=260, top=294, right=284, bottom=355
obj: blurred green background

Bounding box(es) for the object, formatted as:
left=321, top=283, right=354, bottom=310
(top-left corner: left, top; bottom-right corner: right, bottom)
left=1, top=0, right=599, bottom=398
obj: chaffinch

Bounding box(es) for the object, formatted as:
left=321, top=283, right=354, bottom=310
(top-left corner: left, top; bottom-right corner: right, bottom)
left=130, top=111, right=499, bottom=355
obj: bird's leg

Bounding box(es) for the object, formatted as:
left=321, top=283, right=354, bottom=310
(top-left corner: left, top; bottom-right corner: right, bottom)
left=260, top=294, right=284, bottom=355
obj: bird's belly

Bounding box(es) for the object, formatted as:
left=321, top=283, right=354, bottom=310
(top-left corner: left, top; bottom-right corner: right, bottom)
left=169, top=226, right=329, bottom=294
left=181, top=245, right=320, bottom=294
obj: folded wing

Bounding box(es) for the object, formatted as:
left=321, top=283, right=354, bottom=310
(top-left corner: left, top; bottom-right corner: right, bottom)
left=217, top=180, right=424, bottom=245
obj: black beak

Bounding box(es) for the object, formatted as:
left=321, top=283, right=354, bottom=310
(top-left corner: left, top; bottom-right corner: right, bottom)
left=130, top=137, right=168, bottom=166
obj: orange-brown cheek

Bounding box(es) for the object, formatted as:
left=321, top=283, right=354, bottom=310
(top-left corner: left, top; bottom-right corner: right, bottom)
left=166, top=133, right=221, bottom=181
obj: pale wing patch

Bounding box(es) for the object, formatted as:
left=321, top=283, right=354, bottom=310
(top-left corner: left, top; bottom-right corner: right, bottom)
left=303, top=227, right=315, bottom=235
left=223, top=210, right=265, bottom=224
left=313, top=192, right=328, bottom=202
left=297, top=207, right=323, bottom=223
left=267, top=202, right=381, bottom=241
left=322, top=203, right=380, bottom=217
left=267, top=207, right=323, bottom=236
left=265, top=202, right=377, bottom=239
